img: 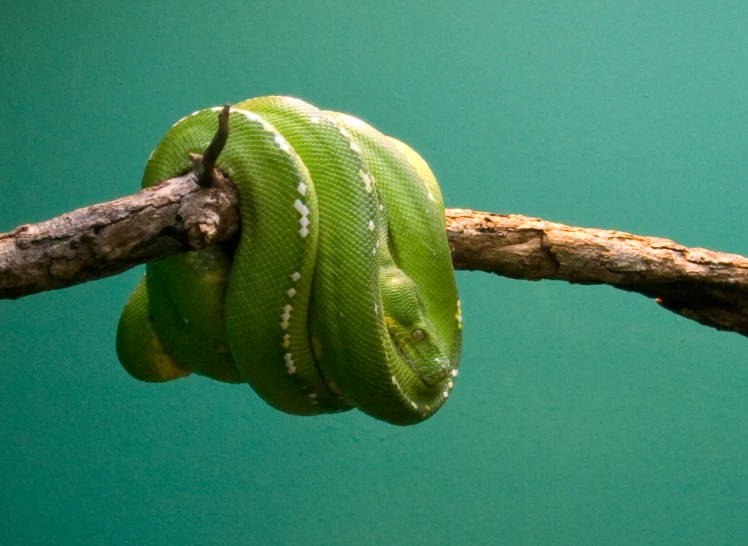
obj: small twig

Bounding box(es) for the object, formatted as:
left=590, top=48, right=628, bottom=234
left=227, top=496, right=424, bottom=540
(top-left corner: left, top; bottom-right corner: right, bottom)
left=189, top=104, right=231, bottom=188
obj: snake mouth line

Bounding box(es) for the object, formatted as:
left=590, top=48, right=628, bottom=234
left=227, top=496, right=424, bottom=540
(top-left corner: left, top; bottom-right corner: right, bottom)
left=389, top=332, right=433, bottom=389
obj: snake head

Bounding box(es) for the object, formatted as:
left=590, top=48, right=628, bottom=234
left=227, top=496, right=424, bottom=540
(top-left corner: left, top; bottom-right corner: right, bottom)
left=381, top=267, right=452, bottom=387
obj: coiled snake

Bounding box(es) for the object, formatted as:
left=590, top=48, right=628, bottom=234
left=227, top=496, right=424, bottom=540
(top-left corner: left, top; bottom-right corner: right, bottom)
left=117, top=96, right=462, bottom=425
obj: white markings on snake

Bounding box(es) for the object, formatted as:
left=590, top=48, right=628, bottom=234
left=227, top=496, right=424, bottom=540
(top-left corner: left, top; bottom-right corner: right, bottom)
left=368, top=220, right=375, bottom=231
left=343, top=115, right=366, bottom=128
left=359, top=170, right=373, bottom=193
left=297, top=182, right=307, bottom=196
left=274, top=134, right=291, bottom=153
left=284, top=352, right=296, bottom=375
left=291, top=272, right=301, bottom=282
left=233, top=109, right=262, bottom=123
left=280, top=304, right=292, bottom=330
left=293, top=199, right=311, bottom=238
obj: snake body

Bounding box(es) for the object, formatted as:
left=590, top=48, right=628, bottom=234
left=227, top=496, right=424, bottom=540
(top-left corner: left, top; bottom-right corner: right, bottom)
left=117, top=96, right=462, bottom=425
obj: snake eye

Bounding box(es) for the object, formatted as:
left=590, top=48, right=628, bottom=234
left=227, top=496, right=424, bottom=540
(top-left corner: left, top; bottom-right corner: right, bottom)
left=411, top=329, right=425, bottom=342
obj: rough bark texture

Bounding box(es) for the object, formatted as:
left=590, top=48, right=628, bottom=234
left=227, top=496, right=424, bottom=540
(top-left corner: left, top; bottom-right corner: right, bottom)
left=446, top=209, right=748, bottom=337
left=0, top=171, right=238, bottom=299
left=1, top=177, right=747, bottom=338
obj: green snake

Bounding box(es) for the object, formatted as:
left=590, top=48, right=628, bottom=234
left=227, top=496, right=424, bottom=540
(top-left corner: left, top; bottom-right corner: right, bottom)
left=116, top=96, right=462, bottom=425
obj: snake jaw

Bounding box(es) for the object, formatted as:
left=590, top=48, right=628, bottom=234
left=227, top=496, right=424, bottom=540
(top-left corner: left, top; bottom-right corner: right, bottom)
left=419, top=356, right=451, bottom=386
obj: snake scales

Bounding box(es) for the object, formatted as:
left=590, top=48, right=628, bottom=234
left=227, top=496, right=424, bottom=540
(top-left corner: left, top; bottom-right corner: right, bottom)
left=117, top=96, right=462, bottom=425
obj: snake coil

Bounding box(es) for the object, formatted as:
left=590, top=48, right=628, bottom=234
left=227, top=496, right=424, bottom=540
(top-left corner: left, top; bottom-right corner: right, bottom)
left=117, top=96, right=462, bottom=425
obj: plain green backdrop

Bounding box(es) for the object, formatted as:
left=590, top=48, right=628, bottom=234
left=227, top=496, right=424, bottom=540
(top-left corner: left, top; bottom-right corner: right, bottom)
left=1, top=1, right=747, bottom=544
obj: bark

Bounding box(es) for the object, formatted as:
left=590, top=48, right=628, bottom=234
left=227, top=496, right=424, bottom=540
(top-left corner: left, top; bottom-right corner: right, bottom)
left=447, top=209, right=748, bottom=337
left=1, top=176, right=747, bottom=338
left=0, top=171, right=239, bottom=299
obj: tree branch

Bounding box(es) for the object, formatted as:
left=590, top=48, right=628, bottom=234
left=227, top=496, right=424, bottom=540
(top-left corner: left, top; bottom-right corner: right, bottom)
left=0, top=170, right=239, bottom=299
left=447, top=210, right=748, bottom=337
left=1, top=178, right=746, bottom=338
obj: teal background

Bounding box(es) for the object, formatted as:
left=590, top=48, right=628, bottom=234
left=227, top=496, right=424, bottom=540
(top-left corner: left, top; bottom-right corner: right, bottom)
left=1, top=1, right=747, bottom=544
